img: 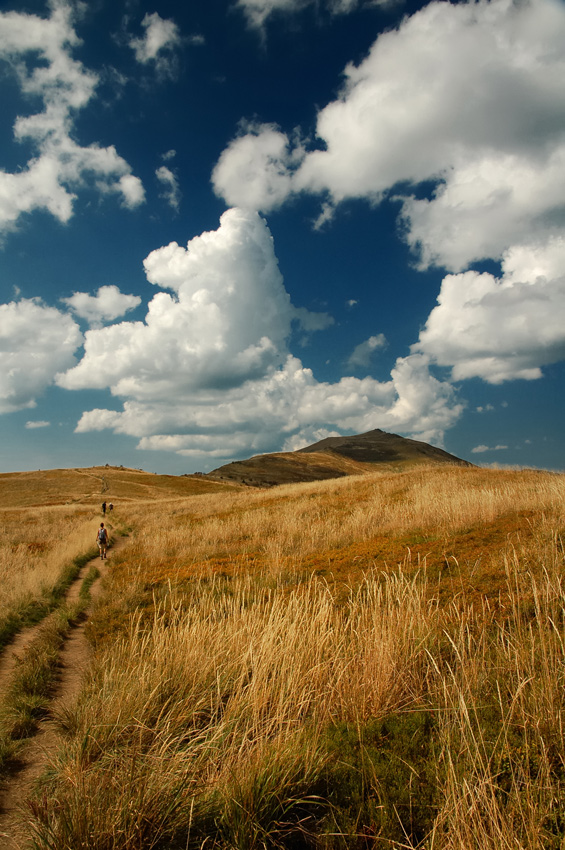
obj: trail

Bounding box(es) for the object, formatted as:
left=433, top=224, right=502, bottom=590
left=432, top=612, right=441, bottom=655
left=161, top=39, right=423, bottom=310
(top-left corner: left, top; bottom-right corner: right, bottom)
left=0, top=534, right=127, bottom=849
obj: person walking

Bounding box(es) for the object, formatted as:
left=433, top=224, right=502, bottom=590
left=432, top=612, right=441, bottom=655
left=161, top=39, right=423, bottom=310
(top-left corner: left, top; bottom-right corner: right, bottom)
left=102, top=501, right=107, bottom=515
left=97, top=522, right=108, bottom=559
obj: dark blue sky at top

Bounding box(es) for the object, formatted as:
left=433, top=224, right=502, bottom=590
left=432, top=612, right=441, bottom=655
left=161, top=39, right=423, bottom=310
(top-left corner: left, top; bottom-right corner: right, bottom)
left=0, top=0, right=563, bottom=474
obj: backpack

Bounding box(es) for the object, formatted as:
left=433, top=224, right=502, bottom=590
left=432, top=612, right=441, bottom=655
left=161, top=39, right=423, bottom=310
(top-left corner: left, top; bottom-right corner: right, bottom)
left=98, top=528, right=108, bottom=543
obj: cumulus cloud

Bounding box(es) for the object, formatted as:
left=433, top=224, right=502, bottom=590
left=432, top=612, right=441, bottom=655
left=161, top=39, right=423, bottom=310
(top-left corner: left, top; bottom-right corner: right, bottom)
left=0, top=299, right=82, bottom=414
left=414, top=237, right=565, bottom=384
left=213, top=0, right=565, bottom=395
left=0, top=1, right=144, bottom=235
left=73, top=351, right=462, bottom=459
left=347, top=334, right=387, bottom=369
left=216, top=0, right=565, bottom=266
left=61, top=285, right=142, bottom=327
left=301, top=0, right=565, bottom=271
left=129, top=12, right=181, bottom=77
left=155, top=165, right=181, bottom=211
left=56, top=209, right=462, bottom=459
left=213, top=123, right=304, bottom=212
left=25, top=420, right=50, bottom=429
left=58, top=209, right=326, bottom=397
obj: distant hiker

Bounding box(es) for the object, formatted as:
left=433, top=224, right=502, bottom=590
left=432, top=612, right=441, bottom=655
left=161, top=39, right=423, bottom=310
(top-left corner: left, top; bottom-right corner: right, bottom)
left=109, top=503, right=114, bottom=512
left=102, top=501, right=107, bottom=515
left=97, top=523, right=108, bottom=559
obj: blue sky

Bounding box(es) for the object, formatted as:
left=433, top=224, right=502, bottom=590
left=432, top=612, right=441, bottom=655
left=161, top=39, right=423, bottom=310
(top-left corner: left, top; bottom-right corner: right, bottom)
left=1, top=0, right=564, bottom=474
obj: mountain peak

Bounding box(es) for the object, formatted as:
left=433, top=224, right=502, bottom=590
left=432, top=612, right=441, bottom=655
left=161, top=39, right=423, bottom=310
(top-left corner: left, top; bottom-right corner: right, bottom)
left=207, top=429, right=472, bottom=487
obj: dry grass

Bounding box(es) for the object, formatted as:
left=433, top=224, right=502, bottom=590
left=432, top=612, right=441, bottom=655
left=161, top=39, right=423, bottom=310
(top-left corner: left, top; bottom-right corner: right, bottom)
left=4, top=463, right=565, bottom=848
left=111, top=466, right=564, bottom=597
left=0, top=506, right=99, bottom=628
left=0, top=465, right=238, bottom=509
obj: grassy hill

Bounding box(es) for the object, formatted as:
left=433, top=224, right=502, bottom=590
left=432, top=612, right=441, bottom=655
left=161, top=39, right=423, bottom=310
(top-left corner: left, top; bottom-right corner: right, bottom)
left=207, top=428, right=472, bottom=487
left=2, top=461, right=565, bottom=849
left=0, top=465, right=238, bottom=509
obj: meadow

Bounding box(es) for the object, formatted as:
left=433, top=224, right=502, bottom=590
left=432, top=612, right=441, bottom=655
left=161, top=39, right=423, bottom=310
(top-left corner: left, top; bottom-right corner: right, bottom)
left=0, top=505, right=99, bottom=649
left=1, top=464, right=565, bottom=848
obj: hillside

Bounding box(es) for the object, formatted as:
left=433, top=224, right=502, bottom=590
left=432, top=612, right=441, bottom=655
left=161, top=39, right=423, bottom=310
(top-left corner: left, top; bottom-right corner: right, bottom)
left=1, top=461, right=565, bottom=848
left=0, top=465, right=237, bottom=509
left=207, top=428, right=472, bottom=487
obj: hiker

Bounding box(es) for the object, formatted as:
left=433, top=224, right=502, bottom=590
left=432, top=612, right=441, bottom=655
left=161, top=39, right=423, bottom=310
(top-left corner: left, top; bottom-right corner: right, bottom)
left=109, top=503, right=114, bottom=512
left=102, top=501, right=106, bottom=515
left=97, top=522, right=108, bottom=559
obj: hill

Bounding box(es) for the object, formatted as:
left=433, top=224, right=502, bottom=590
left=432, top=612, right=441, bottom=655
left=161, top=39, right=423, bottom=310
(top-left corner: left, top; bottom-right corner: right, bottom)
left=207, top=428, right=472, bottom=487
left=0, top=465, right=238, bottom=509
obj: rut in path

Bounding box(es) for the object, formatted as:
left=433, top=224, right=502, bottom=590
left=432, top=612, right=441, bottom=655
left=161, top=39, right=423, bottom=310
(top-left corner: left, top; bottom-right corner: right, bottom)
left=0, top=535, right=126, bottom=849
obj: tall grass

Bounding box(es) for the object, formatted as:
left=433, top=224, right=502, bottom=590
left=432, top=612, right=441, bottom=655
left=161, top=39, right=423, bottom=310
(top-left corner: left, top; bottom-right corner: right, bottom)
left=15, top=466, right=565, bottom=847
left=0, top=506, right=100, bottom=646
left=113, top=466, right=565, bottom=589
left=29, top=569, right=435, bottom=849
left=31, top=555, right=565, bottom=845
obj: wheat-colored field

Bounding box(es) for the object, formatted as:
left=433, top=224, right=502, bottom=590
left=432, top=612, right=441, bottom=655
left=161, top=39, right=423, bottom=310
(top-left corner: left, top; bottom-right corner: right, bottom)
left=3, top=464, right=565, bottom=848
left=0, top=505, right=98, bottom=629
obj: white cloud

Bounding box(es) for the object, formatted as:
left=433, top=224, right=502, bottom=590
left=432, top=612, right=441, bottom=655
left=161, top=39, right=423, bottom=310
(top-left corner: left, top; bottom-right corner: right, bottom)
left=281, top=428, right=342, bottom=452
left=155, top=165, right=181, bottom=211
left=73, top=351, right=462, bottom=459
left=115, top=174, right=145, bottom=210
left=0, top=298, right=82, bottom=414
left=56, top=209, right=462, bottom=459
left=347, top=334, right=387, bottom=369
left=61, top=285, right=142, bottom=328
left=58, top=209, right=326, bottom=397
left=217, top=0, right=565, bottom=268
left=25, top=420, right=50, bottom=429
left=299, top=0, right=565, bottom=271
left=236, top=0, right=390, bottom=30
left=213, top=123, right=304, bottom=212
left=472, top=444, right=508, bottom=454
left=0, top=1, right=144, bottom=235
left=414, top=237, right=565, bottom=384
left=236, top=0, right=310, bottom=30
left=129, top=12, right=180, bottom=76
left=213, top=0, right=565, bottom=393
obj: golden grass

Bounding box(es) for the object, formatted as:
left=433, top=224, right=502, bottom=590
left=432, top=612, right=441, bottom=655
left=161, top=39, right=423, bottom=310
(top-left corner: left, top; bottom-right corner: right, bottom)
left=110, top=466, right=565, bottom=597
left=3, top=463, right=565, bottom=848
left=0, top=505, right=98, bottom=624
left=34, top=552, right=565, bottom=848
left=0, top=465, right=238, bottom=509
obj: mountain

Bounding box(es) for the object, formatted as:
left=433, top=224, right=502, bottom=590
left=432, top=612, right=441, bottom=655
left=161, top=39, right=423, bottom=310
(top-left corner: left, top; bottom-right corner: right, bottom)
left=207, top=429, right=472, bottom=487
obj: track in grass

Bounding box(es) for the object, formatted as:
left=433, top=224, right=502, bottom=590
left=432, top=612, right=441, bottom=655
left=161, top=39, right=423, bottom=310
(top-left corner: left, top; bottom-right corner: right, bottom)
left=0, top=535, right=127, bottom=848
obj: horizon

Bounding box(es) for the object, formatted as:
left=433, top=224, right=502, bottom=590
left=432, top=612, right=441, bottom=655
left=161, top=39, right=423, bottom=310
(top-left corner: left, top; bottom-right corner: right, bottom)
left=1, top=0, right=564, bottom=475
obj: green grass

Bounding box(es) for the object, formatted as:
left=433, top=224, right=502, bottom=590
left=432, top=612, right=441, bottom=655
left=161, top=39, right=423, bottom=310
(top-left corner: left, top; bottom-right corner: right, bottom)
left=317, top=712, right=439, bottom=848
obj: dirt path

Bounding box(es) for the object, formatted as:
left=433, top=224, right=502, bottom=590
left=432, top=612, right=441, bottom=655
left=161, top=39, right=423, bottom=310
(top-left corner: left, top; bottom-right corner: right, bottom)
left=0, top=552, right=94, bottom=697
left=0, top=534, right=127, bottom=849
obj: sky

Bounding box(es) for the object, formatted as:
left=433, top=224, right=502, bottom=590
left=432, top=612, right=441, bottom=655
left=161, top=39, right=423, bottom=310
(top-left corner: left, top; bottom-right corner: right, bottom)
left=1, top=0, right=564, bottom=475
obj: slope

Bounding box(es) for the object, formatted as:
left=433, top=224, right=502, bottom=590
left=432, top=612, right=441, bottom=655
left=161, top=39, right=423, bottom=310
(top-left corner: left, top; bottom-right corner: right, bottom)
left=207, top=429, right=472, bottom=487
left=0, top=465, right=238, bottom=509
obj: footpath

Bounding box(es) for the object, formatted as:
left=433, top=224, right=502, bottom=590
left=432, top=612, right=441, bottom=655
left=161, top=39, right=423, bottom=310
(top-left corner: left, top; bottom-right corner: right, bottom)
left=0, top=533, right=126, bottom=849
